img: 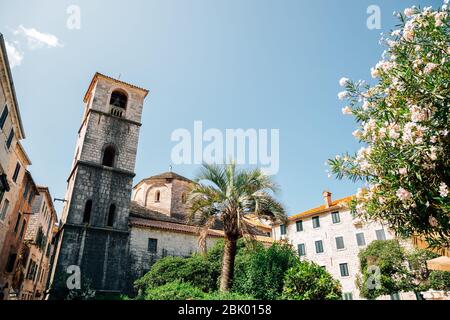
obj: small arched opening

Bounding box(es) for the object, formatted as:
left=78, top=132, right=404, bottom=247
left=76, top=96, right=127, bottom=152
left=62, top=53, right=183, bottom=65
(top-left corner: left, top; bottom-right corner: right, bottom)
left=155, top=190, right=161, bottom=202
left=83, top=200, right=92, bottom=224
left=107, top=204, right=116, bottom=227
left=109, top=90, right=128, bottom=109
left=102, top=145, right=116, bottom=167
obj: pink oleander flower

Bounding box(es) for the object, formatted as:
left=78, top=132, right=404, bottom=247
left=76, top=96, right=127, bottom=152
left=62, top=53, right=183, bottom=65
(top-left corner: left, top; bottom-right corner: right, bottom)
left=342, top=106, right=352, bottom=115
left=429, top=216, right=439, bottom=227
left=396, top=187, right=412, bottom=202
left=339, top=77, right=350, bottom=87
left=404, top=7, right=415, bottom=17
left=439, top=182, right=448, bottom=197
left=424, top=63, right=438, bottom=74
left=338, top=91, right=348, bottom=100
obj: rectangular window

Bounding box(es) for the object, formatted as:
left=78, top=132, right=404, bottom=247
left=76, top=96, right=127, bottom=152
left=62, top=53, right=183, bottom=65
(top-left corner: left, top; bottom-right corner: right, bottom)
left=339, top=263, right=349, bottom=277
left=28, top=191, right=34, bottom=205
left=335, top=236, right=345, bottom=250
left=312, top=216, right=320, bottom=228
left=315, top=240, right=324, bottom=253
left=297, top=243, right=306, bottom=256
left=19, top=220, right=26, bottom=239
left=390, top=292, right=401, bottom=300
left=343, top=292, right=353, bottom=300
left=12, top=162, right=20, bottom=182
left=376, top=229, right=386, bottom=240
left=295, top=220, right=303, bottom=232
left=23, top=182, right=29, bottom=198
left=148, top=238, right=157, bottom=254
left=0, top=199, right=9, bottom=220
left=6, top=128, right=14, bottom=149
left=14, top=212, right=21, bottom=233
left=280, top=224, right=287, bottom=235
left=356, top=232, right=366, bottom=246
left=0, top=105, right=8, bottom=130
left=26, top=260, right=34, bottom=279
left=5, top=253, right=17, bottom=273
left=331, top=211, right=341, bottom=224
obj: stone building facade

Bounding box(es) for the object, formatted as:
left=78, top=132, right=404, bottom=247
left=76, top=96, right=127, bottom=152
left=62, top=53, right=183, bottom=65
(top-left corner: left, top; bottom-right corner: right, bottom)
left=0, top=33, right=27, bottom=282
left=0, top=33, right=56, bottom=301
left=128, top=172, right=273, bottom=285
left=272, top=191, right=417, bottom=300
left=20, top=186, right=57, bottom=300
left=49, top=73, right=149, bottom=296
left=47, top=74, right=273, bottom=297
left=0, top=170, right=38, bottom=299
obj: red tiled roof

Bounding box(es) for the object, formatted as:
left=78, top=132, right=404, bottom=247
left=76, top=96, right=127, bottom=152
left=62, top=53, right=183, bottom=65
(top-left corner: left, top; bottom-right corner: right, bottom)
left=288, top=195, right=354, bottom=222
left=83, top=72, right=149, bottom=102
left=129, top=217, right=274, bottom=243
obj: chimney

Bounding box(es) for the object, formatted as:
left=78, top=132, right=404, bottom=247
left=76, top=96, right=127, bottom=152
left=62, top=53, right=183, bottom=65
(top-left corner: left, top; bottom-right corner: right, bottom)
left=322, top=190, right=332, bottom=208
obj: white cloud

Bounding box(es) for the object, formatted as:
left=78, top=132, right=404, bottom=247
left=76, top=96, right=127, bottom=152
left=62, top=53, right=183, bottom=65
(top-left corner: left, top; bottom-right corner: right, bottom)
left=4, top=41, right=24, bottom=68
left=14, top=25, right=63, bottom=49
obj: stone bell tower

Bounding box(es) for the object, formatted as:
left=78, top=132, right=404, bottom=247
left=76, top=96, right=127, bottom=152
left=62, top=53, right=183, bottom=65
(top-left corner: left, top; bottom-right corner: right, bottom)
left=49, top=73, right=148, bottom=297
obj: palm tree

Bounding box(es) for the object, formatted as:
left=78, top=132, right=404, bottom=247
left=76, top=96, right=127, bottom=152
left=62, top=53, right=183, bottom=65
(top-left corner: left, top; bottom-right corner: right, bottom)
left=187, top=163, right=287, bottom=292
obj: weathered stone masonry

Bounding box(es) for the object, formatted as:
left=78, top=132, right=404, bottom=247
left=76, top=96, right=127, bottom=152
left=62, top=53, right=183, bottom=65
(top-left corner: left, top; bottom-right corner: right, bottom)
left=48, top=73, right=148, bottom=297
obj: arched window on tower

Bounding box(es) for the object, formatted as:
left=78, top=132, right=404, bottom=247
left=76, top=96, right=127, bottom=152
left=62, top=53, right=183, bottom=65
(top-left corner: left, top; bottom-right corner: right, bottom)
left=102, top=145, right=116, bottom=167
left=109, top=90, right=127, bottom=117
left=83, top=200, right=92, bottom=224
left=107, top=204, right=116, bottom=227
left=155, top=190, right=161, bottom=202
left=181, top=193, right=187, bottom=204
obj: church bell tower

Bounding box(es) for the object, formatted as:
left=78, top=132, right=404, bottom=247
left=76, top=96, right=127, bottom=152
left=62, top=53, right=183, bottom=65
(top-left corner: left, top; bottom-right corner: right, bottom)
left=49, top=73, right=148, bottom=297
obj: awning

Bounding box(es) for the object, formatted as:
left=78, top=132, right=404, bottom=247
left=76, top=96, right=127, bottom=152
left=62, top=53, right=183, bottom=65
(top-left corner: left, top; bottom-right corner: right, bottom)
left=427, top=256, right=450, bottom=272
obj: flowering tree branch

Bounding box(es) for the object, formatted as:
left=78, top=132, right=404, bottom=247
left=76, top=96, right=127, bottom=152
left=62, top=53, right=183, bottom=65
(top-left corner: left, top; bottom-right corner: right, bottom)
left=329, top=3, right=450, bottom=248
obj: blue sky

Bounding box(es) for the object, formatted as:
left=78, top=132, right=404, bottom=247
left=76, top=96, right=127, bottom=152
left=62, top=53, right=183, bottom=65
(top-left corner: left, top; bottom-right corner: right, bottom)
left=0, top=0, right=442, bottom=216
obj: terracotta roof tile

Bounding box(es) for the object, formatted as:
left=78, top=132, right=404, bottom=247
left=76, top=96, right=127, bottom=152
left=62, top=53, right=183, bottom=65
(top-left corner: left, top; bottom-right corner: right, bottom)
left=288, top=195, right=354, bottom=221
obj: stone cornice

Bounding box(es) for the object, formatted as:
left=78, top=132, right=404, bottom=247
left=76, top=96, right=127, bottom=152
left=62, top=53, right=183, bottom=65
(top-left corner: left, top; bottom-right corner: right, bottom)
left=62, top=222, right=130, bottom=235
left=77, top=108, right=141, bottom=134
left=66, top=159, right=136, bottom=182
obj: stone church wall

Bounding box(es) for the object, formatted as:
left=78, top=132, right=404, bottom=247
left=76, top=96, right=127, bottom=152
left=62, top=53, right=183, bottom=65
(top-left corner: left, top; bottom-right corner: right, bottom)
left=128, top=226, right=220, bottom=283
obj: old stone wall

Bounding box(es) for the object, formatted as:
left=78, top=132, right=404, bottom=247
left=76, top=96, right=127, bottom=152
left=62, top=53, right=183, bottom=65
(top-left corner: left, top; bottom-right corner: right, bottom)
left=128, top=226, right=219, bottom=284
left=66, top=163, right=133, bottom=231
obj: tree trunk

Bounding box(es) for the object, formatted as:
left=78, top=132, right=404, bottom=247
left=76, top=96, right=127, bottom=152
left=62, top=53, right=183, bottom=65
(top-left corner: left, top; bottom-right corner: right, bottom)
left=219, top=237, right=237, bottom=292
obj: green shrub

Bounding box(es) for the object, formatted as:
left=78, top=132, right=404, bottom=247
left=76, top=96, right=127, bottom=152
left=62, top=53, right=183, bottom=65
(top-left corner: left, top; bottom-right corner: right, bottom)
left=202, top=291, right=255, bottom=300
left=144, top=281, right=206, bottom=300
left=233, top=242, right=298, bottom=299
left=282, top=261, right=342, bottom=300
left=134, top=254, right=217, bottom=294
left=429, top=271, right=450, bottom=292
left=357, top=240, right=411, bottom=299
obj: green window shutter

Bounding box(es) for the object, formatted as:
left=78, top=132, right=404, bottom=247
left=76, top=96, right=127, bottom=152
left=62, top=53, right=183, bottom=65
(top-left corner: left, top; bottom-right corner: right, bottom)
left=332, top=211, right=340, bottom=224
left=315, top=240, right=324, bottom=253
left=376, top=229, right=386, bottom=240
left=343, top=292, right=353, bottom=300
left=336, top=236, right=345, bottom=250
left=312, top=216, right=320, bottom=228
left=296, top=220, right=303, bottom=232
left=356, top=232, right=366, bottom=246
left=297, top=243, right=306, bottom=256
left=339, top=263, right=349, bottom=277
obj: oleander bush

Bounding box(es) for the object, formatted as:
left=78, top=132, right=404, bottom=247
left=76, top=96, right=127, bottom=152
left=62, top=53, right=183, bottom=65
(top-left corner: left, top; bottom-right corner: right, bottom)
left=329, top=3, right=450, bottom=248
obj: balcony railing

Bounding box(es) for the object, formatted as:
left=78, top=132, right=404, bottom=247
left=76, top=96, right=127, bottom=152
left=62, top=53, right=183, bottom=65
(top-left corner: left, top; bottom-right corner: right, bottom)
left=109, top=105, right=124, bottom=118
